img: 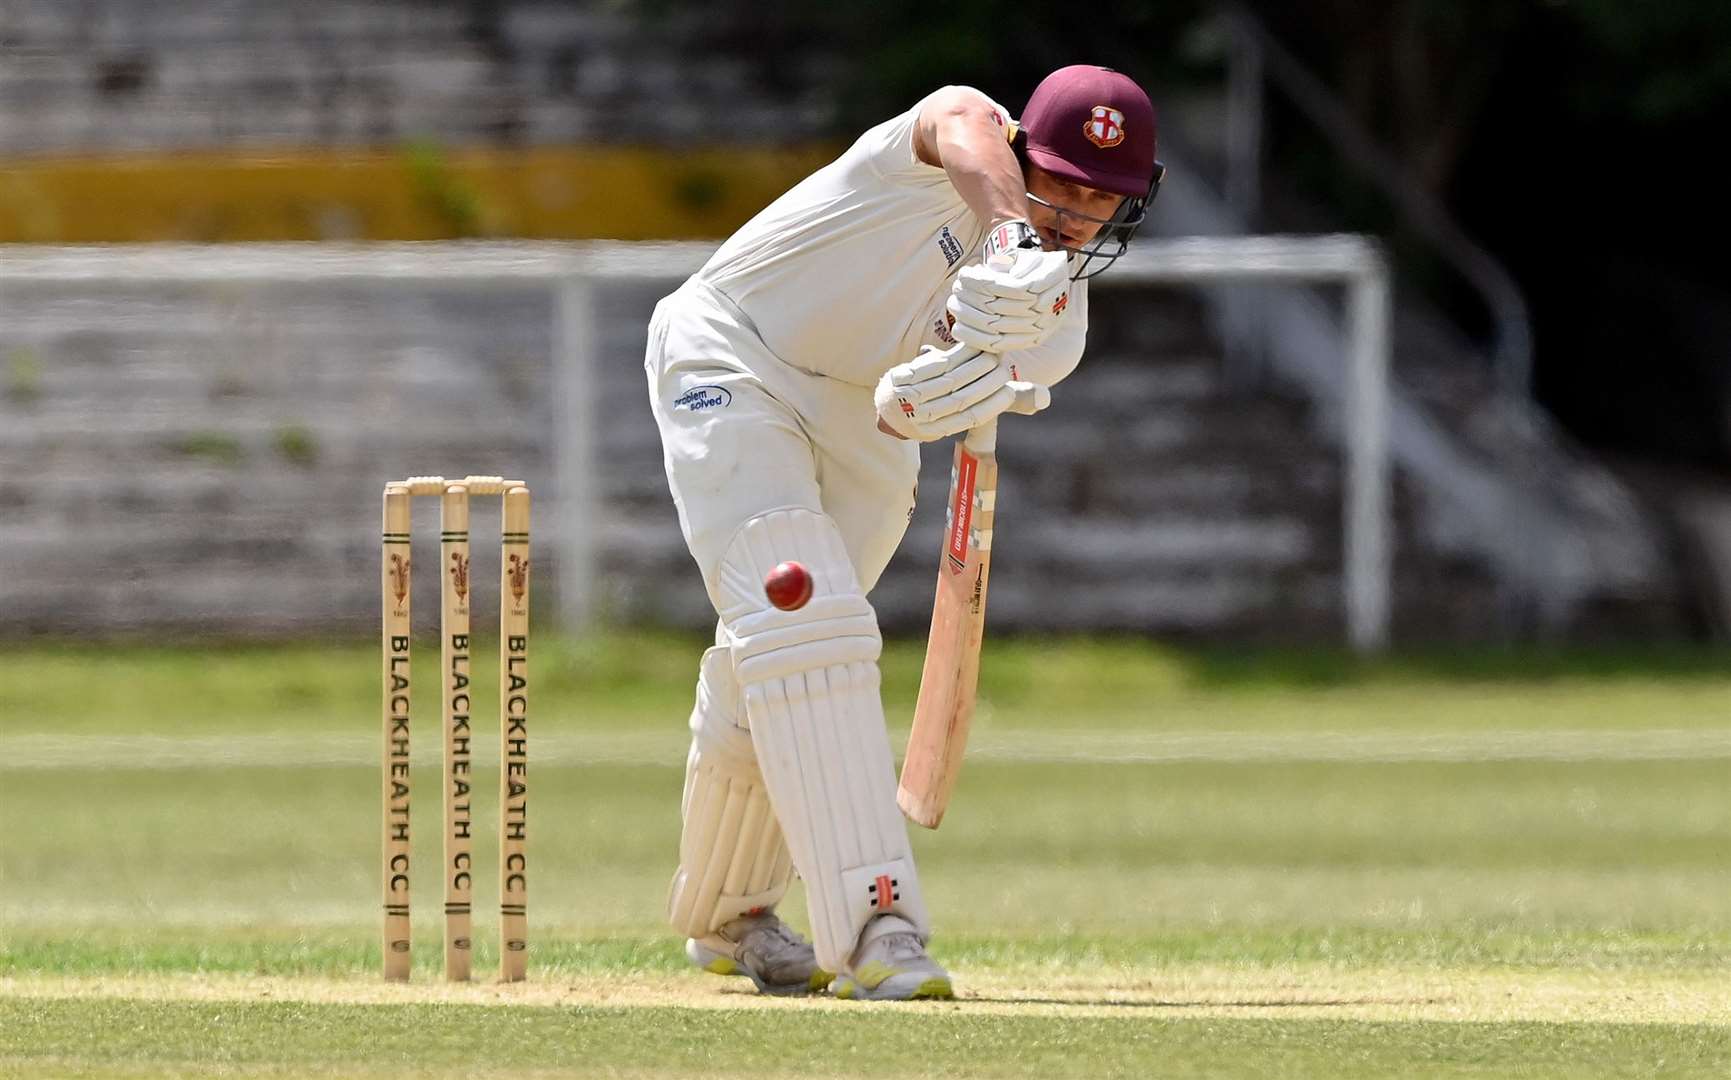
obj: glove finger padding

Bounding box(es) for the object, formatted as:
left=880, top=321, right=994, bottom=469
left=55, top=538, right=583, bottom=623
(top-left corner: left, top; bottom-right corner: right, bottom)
left=892, top=343, right=985, bottom=383
left=949, top=249, right=1073, bottom=354
left=874, top=382, right=975, bottom=443
left=925, top=379, right=1052, bottom=439
left=977, top=293, right=1049, bottom=317
left=946, top=293, right=1048, bottom=336
left=946, top=290, right=1056, bottom=352
left=885, top=347, right=997, bottom=407
left=954, top=251, right=1069, bottom=301
left=876, top=345, right=1000, bottom=441
left=948, top=379, right=1053, bottom=431
left=876, top=346, right=1026, bottom=442
left=906, top=357, right=1011, bottom=424
left=948, top=320, right=1046, bottom=353
left=945, top=382, right=1021, bottom=434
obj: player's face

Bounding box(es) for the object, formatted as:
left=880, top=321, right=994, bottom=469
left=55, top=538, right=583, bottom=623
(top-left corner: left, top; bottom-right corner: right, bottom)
left=1024, top=165, right=1125, bottom=251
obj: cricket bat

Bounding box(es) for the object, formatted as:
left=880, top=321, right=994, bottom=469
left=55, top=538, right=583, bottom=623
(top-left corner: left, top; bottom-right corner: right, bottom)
left=897, top=420, right=999, bottom=829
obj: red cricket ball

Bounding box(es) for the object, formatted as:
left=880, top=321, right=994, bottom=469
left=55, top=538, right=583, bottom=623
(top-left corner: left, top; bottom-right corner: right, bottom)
left=763, top=560, right=814, bottom=611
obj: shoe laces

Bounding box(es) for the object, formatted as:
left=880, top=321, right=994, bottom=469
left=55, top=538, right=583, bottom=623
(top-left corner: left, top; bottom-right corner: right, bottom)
left=869, top=931, right=927, bottom=964
left=728, top=915, right=806, bottom=960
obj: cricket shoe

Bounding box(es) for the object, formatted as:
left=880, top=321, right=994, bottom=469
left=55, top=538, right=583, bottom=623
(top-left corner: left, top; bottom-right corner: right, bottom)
left=686, top=912, right=832, bottom=996
left=829, top=914, right=955, bottom=1001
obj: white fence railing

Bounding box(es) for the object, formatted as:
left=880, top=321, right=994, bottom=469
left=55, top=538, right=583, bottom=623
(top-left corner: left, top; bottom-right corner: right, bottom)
left=0, top=236, right=1390, bottom=649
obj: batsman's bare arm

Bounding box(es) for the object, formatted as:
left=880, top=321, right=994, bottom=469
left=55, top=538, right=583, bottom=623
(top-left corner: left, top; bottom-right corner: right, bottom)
left=913, top=87, right=1026, bottom=231
left=874, top=89, right=1033, bottom=446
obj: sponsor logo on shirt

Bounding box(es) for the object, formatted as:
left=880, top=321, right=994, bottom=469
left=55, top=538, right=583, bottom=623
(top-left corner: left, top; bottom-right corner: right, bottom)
left=936, top=226, right=964, bottom=268
left=672, top=385, right=732, bottom=412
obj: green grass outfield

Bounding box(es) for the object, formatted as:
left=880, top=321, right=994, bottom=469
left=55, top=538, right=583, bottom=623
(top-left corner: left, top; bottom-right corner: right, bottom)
left=2, top=634, right=1728, bottom=1078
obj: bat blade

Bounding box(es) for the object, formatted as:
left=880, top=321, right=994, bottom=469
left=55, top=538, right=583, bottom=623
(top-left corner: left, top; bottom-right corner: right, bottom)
left=897, top=423, right=998, bottom=829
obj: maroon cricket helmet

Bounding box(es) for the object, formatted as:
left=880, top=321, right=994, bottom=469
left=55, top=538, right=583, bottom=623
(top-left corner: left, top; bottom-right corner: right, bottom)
left=1019, top=64, right=1158, bottom=198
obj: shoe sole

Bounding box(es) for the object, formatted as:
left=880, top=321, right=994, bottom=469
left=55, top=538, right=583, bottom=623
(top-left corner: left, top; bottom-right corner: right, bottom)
left=686, top=939, right=831, bottom=996
left=830, top=973, right=955, bottom=1002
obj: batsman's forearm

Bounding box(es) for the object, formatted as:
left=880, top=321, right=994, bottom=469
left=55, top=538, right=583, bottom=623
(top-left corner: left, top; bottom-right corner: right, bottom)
left=937, top=122, right=1027, bottom=230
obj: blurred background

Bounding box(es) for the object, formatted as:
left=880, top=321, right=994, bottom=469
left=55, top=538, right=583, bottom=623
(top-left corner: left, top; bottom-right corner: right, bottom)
left=1, top=0, right=1728, bottom=646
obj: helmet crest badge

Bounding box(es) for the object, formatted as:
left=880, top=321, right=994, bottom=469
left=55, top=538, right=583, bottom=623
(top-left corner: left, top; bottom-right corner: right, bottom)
left=1083, top=105, right=1126, bottom=149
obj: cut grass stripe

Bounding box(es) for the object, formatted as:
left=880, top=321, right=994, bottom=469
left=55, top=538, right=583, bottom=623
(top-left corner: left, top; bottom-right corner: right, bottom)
left=6, top=929, right=1727, bottom=978
left=5, top=728, right=1728, bottom=770
left=1, top=997, right=1726, bottom=1079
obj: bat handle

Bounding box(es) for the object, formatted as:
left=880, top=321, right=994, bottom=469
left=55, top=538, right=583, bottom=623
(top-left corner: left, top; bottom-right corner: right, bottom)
left=963, top=419, right=998, bottom=454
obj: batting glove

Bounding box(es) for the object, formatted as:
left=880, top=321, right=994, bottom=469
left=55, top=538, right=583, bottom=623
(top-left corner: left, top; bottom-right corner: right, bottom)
left=947, top=220, right=1072, bottom=353
left=874, top=343, right=1051, bottom=442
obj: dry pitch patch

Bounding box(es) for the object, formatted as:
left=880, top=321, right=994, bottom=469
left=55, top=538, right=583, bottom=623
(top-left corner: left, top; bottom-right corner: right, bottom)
left=5, top=966, right=1726, bottom=1024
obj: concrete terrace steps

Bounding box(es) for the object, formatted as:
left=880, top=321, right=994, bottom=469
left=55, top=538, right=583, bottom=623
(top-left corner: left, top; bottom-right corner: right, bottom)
left=0, top=0, right=834, bottom=153
left=0, top=252, right=1499, bottom=640
left=1011, top=514, right=1318, bottom=573
left=0, top=1, right=471, bottom=48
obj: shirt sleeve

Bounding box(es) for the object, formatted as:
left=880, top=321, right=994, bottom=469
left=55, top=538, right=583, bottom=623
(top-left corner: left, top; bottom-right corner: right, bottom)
left=1005, top=279, right=1089, bottom=389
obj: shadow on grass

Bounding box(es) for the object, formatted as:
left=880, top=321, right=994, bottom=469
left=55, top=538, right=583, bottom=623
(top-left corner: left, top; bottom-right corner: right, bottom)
left=707, top=985, right=1444, bottom=1010
left=957, top=995, right=1443, bottom=1010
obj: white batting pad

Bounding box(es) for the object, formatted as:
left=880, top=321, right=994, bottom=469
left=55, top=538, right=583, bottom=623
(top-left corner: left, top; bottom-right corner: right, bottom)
left=667, top=645, right=795, bottom=936
left=719, top=508, right=930, bottom=972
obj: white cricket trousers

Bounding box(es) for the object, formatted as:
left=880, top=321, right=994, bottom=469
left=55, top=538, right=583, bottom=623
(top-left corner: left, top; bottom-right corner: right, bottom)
left=645, top=278, right=928, bottom=963
left=644, top=279, right=921, bottom=597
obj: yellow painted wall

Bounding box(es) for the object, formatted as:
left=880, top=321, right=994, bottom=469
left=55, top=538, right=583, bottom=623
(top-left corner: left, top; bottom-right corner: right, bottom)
left=0, top=144, right=840, bottom=242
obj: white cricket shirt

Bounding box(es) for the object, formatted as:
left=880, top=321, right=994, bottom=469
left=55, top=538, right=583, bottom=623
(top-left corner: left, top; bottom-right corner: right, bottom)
left=694, top=88, right=1088, bottom=391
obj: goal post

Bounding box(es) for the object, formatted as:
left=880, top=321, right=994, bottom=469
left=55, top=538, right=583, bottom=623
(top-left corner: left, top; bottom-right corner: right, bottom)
left=0, top=236, right=1389, bottom=650
left=1108, top=236, right=1392, bottom=652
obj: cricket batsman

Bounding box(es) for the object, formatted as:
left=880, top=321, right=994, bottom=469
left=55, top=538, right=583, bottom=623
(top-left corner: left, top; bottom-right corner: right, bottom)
left=645, top=65, right=1163, bottom=999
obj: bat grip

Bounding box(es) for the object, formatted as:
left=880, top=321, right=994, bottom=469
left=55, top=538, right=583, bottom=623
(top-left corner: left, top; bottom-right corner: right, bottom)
left=962, top=420, right=998, bottom=454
